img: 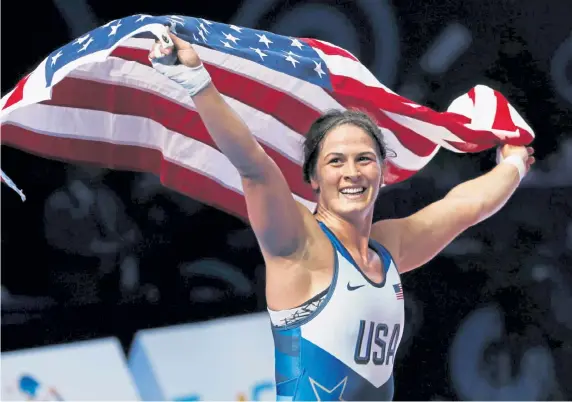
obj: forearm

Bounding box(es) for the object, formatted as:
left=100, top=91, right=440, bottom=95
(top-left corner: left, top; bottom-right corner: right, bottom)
left=446, top=163, right=521, bottom=223
left=192, top=84, right=268, bottom=178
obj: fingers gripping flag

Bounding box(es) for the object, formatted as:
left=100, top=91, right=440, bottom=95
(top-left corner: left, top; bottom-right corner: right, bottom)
left=0, top=14, right=535, bottom=218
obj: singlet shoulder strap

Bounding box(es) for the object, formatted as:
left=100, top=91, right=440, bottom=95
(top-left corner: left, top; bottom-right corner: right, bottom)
left=368, top=238, right=394, bottom=277
left=317, top=221, right=351, bottom=258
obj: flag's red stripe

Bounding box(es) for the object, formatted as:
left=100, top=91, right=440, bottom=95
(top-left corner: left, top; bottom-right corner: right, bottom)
left=383, top=161, right=418, bottom=184
left=328, top=75, right=508, bottom=152
left=42, top=76, right=316, bottom=200
left=111, top=46, right=148, bottom=63
left=111, top=46, right=322, bottom=134
left=302, top=38, right=359, bottom=61
left=468, top=88, right=476, bottom=103
left=490, top=91, right=534, bottom=145
left=492, top=92, right=517, bottom=132
left=207, top=63, right=321, bottom=135
left=1, top=124, right=249, bottom=220
left=2, top=74, right=31, bottom=110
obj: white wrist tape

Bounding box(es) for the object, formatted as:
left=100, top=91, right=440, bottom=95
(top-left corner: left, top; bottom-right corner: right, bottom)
left=150, top=46, right=212, bottom=97
left=498, top=153, right=526, bottom=181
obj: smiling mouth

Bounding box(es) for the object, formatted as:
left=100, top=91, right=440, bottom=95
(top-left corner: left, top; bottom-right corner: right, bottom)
left=340, top=187, right=366, bottom=197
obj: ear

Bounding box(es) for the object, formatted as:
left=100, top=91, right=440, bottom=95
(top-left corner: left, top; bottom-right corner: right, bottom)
left=310, top=176, right=320, bottom=193
left=380, top=164, right=386, bottom=188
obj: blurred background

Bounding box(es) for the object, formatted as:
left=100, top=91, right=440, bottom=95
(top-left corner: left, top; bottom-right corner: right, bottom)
left=1, top=0, right=571, bottom=400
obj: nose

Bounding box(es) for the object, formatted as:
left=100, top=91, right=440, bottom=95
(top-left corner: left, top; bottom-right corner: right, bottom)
left=342, top=162, right=361, bottom=181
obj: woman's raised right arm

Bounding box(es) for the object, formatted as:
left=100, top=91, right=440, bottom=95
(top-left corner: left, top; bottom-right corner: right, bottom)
left=191, top=84, right=271, bottom=178
left=151, top=31, right=313, bottom=259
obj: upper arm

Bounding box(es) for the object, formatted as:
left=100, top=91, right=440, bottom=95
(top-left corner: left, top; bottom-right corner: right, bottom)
left=192, top=85, right=314, bottom=261
left=241, top=150, right=314, bottom=259
left=372, top=196, right=482, bottom=273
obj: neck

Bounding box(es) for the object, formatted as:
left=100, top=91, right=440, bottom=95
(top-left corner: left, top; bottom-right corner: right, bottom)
left=314, top=206, right=374, bottom=260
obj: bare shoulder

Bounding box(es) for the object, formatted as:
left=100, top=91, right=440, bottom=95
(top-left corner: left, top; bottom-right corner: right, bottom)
left=264, top=201, right=333, bottom=269
left=371, top=218, right=406, bottom=266
left=264, top=202, right=335, bottom=309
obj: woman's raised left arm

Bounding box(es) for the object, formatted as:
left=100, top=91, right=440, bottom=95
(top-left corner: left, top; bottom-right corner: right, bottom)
left=372, top=144, right=535, bottom=273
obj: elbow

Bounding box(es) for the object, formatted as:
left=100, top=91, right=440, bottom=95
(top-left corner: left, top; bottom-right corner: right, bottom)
left=235, top=144, right=272, bottom=180
left=466, top=195, right=501, bottom=226
left=476, top=194, right=510, bottom=223
left=471, top=198, right=488, bottom=226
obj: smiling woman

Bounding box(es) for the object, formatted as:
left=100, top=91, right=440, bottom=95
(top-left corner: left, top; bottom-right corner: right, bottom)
left=304, top=110, right=387, bottom=222
left=148, top=30, right=535, bottom=401
left=302, top=109, right=389, bottom=183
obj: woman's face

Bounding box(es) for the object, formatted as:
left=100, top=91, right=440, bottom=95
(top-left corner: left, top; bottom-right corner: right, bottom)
left=311, top=124, right=383, bottom=220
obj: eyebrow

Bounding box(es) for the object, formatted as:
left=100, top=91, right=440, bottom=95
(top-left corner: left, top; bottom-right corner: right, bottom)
left=324, top=151, right=377, bottom=159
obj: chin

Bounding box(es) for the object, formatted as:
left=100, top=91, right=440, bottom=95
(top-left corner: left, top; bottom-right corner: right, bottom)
left=333, top=200, right=373, bottom=220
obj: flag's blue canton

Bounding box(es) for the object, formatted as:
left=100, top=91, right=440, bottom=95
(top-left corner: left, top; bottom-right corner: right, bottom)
left=393, top=283, right=403, bottom=299
left=45, top=14, right=167, bottom=87
left=45, top=15, right=333, bottom=90
left=175, top=18, right=333, bottom=90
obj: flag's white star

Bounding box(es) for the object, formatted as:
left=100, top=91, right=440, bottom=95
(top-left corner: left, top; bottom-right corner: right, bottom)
left=168, top=17, right=185, bottom=27
left=221, top=40, right=233, bottom=49
left=74, top=34, right=90, bottom=45
left=201, top=18, right=213, bottom=25
left=108, top=22, right=122, bottom=36
left=223, top=32, right=240, bottom=45
left=284, top=54, right=299, bottom=67
left=256, top=33, right=273, bottom=48
left=229, top=25, right=243, bottom=33
left=250, top=47, right=267, bottom=61
left=77, top=37, right=94, bottom=52
left=199, top=23, right=210, bottom=34
left=313, top=61, right=326, bottom=78
left=51, top=50, right=63, bottom=66
left=193, top=33, right=200, bottom=42
left=199, top=30, right=207, bottom=42
left=284, top=50, right=300, bottom=58
left=102, top=19, right=117, bottom=28
left=309, top=376, right=347, bottom=401
left=290, top=38, right=304, bottom=50
left=135, top=15, right=152, bottom=22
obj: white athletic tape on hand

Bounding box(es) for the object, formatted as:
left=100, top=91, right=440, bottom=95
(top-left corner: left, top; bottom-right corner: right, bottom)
left=496, top=147, right=526, bottom=181
left=149, top=27, right=212, bottom=97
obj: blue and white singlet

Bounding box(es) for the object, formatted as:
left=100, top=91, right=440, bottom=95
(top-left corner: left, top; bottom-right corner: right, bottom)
left=268, top=222, right=405, bottom=401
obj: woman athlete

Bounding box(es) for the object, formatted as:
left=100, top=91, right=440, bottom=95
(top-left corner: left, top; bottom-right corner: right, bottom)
left=149, top=30, right=535, bottom=401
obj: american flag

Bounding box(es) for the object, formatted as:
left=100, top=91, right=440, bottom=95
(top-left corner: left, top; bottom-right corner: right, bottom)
left=0, top=14, right=534, bottom=219
left=393, top=284, right=404, bottom=300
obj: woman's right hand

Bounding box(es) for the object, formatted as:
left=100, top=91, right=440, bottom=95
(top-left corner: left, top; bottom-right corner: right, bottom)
left=149, top=29, right=202, bottom=68
left=498, top=144, right=535, bottom=172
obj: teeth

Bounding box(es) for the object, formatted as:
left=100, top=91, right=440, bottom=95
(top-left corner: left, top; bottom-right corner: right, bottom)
left=341, top=187, right=365, bottom=194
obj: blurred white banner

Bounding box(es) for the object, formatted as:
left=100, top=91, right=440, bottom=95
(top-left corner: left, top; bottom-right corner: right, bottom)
left=128, top=312, right=276, bottom=401
left=1, top=337, right=140, bottom=401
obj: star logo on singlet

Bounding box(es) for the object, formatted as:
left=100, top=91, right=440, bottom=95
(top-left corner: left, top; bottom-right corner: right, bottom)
left=309, top=376, right=348, bottom=401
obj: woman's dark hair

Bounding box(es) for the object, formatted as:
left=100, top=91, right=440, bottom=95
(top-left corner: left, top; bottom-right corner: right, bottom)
left=302, top=109, right=390, bottom=183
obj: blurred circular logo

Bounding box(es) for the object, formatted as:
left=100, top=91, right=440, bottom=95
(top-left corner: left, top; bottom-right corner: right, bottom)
left=3, top=374, right=64, bottom=401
